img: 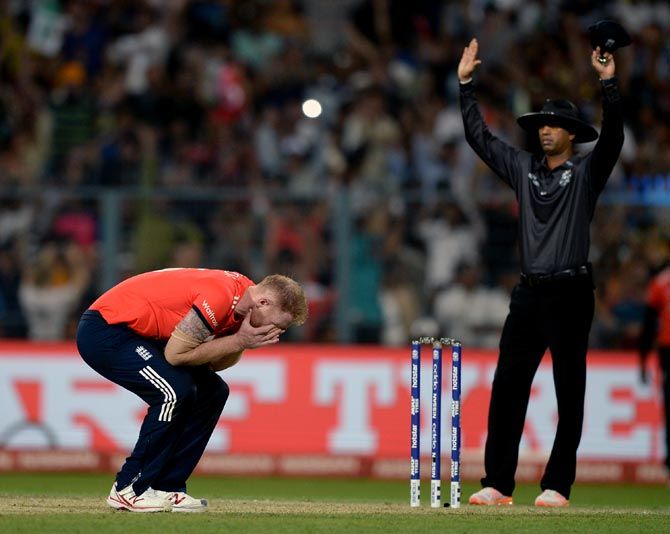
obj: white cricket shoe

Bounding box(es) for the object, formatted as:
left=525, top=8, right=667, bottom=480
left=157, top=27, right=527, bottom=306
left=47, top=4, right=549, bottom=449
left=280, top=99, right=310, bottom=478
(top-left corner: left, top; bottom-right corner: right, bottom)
left=107, top=483, right=172, bottom=512
left=468, top=486, right=513, bottom=505
left=534, top=489, right=569, bottom=507
left=153, top=489, right=209, bottom=513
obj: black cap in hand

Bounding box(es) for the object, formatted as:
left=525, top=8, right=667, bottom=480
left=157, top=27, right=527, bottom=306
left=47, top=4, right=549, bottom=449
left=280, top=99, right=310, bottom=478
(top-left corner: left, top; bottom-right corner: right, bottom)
left=588, top=20, right=631, bottom=63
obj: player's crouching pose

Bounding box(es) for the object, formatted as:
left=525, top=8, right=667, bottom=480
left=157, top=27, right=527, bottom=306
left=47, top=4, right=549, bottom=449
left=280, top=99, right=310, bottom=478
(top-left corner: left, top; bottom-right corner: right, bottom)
left=76, top=269, right=307, bottom=512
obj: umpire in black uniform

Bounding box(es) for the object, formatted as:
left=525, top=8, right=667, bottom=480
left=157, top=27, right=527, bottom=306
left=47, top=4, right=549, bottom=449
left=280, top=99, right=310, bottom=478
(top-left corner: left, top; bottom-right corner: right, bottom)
left=458, top=38, right=623, bottom=507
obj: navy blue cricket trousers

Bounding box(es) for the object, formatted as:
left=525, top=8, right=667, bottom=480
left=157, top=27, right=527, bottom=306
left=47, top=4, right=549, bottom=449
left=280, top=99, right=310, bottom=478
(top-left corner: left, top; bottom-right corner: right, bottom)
left=76, top=310, right=229, bottom=495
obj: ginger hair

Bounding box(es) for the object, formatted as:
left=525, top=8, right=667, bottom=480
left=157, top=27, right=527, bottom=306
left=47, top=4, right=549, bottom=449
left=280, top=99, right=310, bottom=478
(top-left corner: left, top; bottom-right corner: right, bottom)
left=257, top=274, right=308, bottom=326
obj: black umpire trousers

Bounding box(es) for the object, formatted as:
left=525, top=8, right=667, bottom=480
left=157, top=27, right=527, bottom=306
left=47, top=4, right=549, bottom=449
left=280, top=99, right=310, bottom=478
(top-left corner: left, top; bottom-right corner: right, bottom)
left=481, top=274, right=595, bottom=499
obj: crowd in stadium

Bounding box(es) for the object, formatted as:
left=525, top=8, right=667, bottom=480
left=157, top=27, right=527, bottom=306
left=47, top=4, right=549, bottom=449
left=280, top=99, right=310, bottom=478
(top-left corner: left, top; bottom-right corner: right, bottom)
left=0, top=0, right=668, bottom=347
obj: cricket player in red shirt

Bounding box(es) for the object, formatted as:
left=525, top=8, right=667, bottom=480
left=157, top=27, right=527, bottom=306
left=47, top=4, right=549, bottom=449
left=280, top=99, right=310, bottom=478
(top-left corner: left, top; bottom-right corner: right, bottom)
left=639, top=265, right=670, bottom=477
left=76, top=269, right=307, bottom=512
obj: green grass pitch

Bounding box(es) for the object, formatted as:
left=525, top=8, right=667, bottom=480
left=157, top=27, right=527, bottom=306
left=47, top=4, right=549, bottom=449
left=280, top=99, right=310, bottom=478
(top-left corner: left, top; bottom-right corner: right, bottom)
left=0, top=473, right=669, bottom=533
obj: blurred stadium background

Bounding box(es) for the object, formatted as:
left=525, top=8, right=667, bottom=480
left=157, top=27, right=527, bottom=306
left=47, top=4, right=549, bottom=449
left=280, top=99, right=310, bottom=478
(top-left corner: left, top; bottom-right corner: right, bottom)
left=0, top=0, right=668, bottom=486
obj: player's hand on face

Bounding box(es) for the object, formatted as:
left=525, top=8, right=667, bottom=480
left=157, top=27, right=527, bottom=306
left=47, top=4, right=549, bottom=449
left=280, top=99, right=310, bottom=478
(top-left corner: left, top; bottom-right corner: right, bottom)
left=236, top=313, right=284, bottom=349
left=591, top=47, right=615, bottom=80
left=458, top=38, right=482, bottom=82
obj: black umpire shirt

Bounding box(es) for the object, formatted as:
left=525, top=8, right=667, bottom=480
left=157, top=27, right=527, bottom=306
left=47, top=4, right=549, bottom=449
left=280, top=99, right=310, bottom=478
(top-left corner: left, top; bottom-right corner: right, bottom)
left=459, top=78, right=624, bottom=275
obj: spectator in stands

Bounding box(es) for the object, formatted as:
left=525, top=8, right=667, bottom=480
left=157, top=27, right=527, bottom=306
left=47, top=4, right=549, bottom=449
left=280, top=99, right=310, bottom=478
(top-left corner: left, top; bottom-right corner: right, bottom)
left=0, top=239, right=27, bottom=338
left=105, top=3, right=172, bottom=97
left=415, top=200, right=483, bottom=297
left=19, top=239, right=91, bottom=340
left=433, top=262, right=508, bottom=348
left=47, top=60, right=98, bottom=178
left=380, top=260, right=421, bottom=346
left=348, top=208, right=387, bottom=343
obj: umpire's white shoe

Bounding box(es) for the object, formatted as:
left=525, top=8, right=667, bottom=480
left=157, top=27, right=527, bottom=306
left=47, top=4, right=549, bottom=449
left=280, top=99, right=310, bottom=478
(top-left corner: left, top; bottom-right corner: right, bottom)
left=107, top=483, right=172, bottom=512
left=153, top=489, right=209, bottom=513
left=468, top=487, right=513, bottom=505
left=534, top=489, right=569, bottom=507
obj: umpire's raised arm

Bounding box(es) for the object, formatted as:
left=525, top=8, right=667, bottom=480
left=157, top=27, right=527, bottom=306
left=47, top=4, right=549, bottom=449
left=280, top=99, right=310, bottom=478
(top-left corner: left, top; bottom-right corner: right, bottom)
left=588, top=46, right=624, bottom=193
left=457, top=38, right=523, bottom=189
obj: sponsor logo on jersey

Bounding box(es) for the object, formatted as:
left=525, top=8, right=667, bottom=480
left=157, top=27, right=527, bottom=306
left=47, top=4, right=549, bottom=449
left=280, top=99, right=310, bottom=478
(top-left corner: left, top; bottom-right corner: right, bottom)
left=202, top=299, right=219, bottom=327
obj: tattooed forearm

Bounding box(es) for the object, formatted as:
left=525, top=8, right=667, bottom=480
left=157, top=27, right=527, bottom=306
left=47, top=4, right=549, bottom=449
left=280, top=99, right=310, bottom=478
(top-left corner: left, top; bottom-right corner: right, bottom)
left=174, top=309, right=210, bottom=344
left=166, top=308, right=252, bottom=367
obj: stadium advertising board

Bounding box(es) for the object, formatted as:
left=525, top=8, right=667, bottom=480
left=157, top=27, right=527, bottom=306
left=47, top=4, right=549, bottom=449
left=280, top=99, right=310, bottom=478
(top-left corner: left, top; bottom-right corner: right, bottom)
left=0, top=343, right=665, bottom=483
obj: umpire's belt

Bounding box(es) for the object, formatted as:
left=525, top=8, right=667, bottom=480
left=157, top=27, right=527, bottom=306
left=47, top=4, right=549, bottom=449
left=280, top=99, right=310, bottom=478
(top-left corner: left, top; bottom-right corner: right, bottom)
left=520, top=264, right=591, bottom=288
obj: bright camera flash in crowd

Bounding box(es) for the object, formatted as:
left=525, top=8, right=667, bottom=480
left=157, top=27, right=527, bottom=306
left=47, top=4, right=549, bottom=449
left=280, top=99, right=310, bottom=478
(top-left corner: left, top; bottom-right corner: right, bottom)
left=302, top=98, right=322, bottom=118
